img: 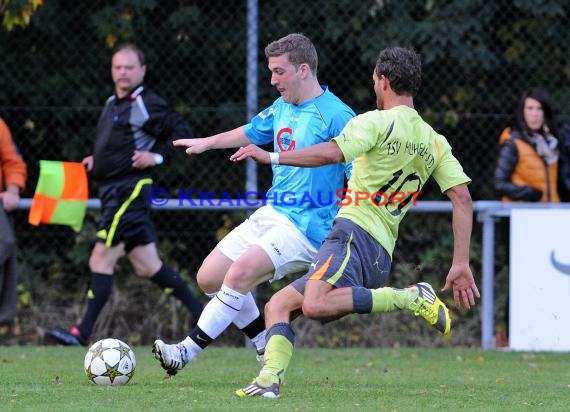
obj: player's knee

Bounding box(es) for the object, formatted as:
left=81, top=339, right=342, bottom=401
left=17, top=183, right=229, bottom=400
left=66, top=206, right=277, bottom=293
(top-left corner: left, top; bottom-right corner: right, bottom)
left=196, top=269, right=218, bottom=294
left=223, top=264, right=251, bottom=291
left=265, top=297, right=286, bottom=319
left=89, top=251, right=112, bottom=273
left=301, top=299, right=325, bottom=320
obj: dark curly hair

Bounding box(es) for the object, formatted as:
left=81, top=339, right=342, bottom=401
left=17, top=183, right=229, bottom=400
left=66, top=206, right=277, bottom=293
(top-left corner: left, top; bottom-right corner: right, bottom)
left=375, top=47, right=421, bottom=97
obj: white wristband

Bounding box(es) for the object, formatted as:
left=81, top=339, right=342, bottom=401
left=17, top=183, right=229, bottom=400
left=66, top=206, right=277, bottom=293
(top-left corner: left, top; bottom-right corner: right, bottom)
left=269, top=152, right=280, bottom=165
left=153, top=153, right=164, bottom=165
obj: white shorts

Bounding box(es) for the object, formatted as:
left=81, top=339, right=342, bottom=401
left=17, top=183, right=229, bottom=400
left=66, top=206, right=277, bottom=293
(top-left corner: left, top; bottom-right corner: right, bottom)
left=217, top=205, right=318, bottom=281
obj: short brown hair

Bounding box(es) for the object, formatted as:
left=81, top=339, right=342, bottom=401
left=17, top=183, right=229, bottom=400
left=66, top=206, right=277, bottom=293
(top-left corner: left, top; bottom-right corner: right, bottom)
left=265, top=33, right=318, bottom=75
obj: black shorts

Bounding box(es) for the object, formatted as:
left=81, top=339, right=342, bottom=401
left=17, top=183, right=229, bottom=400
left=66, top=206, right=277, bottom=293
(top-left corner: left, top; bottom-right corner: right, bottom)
left=291, top=218, right=391, bottom=294
left=96, top=177, right=157, bottom=252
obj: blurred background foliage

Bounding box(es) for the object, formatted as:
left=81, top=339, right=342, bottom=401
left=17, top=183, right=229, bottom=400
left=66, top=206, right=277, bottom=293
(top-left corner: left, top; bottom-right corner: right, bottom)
left=1, top=0, right=568, bottom=346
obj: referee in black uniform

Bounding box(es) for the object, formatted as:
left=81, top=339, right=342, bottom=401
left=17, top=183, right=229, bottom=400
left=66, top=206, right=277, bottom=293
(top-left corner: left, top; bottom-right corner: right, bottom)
left=47, top=43, right=203, bottom=345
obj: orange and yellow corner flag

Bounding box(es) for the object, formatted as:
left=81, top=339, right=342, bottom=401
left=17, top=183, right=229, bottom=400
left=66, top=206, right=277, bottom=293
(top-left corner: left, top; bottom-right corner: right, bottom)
left=28, top=160, right=88, bottom=232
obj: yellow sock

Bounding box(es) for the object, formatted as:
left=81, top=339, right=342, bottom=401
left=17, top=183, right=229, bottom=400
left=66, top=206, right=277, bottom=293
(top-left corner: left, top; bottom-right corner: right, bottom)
left=257, top=334, right=293, bottom=386
left=371, top=287, right=418, bottom=313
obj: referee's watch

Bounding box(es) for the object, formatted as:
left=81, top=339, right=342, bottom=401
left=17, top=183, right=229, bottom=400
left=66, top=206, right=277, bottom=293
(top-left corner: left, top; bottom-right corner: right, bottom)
left=153, top=153, right=164, bottom=166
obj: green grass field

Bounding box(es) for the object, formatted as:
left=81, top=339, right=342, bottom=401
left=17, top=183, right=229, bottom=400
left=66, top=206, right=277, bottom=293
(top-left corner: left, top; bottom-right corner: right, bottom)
left=1, top=346, right=569, bottom=411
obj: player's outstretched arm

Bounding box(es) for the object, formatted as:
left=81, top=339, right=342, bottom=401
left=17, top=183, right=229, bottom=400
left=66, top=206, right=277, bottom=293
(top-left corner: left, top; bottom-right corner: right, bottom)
left=231, top=141, right=344, bottom=167
left=230, top=144, right=271, bottom=164
left=442, top=184, right=480, bottom=309
left=173, top=125, right=251, bottom=156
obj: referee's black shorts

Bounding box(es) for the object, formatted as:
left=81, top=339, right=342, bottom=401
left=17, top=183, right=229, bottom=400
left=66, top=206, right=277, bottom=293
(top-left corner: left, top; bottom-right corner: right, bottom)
left=96, top=176, right=157, bottom=252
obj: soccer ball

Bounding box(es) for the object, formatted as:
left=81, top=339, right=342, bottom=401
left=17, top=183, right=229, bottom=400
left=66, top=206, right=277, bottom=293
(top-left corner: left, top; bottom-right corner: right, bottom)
left=84, top=338, right=136, bottom=386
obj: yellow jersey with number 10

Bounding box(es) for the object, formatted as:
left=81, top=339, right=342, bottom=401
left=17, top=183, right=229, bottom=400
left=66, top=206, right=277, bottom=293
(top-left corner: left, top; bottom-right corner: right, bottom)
left=333, top=105, right=471, bottom=257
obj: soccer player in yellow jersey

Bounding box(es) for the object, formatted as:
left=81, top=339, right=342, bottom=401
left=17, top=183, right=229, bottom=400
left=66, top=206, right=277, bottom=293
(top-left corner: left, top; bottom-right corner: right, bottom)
left=231, top=46, right=480, bottom=398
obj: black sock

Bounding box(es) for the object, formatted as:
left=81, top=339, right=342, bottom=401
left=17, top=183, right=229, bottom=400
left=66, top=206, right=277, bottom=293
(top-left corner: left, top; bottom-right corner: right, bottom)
left=240, top=314, right=265, bottom=340
left=188, top=326, right=213, bottom=350
left=151, top=264, right=203, bottom=322
left=78, top=272, right=113, bottom=338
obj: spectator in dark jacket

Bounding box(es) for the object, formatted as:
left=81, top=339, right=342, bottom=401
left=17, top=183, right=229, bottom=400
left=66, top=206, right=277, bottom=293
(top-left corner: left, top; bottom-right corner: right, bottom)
left=495, top=87, right=560, bottom=202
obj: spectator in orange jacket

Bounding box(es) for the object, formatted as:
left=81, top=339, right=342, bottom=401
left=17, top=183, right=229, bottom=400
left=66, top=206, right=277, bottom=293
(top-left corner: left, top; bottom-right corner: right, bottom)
left=494, top=87, right=560, bottom=202
left=493, top=88, right=561, bottom=346
left=0, top=117, right=27, bottom=334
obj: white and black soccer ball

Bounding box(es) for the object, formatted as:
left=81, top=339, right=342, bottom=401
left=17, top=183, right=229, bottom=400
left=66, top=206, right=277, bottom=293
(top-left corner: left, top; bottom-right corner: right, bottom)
left=84, top=338, right=136, bottom=386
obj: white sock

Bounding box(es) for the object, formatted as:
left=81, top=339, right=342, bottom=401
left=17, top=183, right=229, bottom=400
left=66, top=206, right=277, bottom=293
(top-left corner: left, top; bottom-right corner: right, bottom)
left=207, top=290, right=263, bottom=349
left=250, top=330, right=266, bottom=353
left=180, top=336, right=202, bottom=361
left=233, top=292, right=259, bottom=328
left=233, top=292, right=266, bottom=352
left=196, top=284, right=245, bottom=340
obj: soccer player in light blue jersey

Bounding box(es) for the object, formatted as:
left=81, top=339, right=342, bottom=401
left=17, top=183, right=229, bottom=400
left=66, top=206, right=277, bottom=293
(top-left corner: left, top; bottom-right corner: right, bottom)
left=152, top=33, right=355, bottom=375
left=231, top=47, right=480, bottom=398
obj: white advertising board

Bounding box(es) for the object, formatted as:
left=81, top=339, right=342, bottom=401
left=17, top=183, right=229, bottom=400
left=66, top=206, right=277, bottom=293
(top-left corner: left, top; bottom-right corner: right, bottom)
left=510, top=209, right=570, bottom=351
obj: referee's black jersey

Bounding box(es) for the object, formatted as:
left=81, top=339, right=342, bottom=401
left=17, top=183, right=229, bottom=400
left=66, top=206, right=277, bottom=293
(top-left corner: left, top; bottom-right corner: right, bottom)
left=91, top=85, right=193, bottom=182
